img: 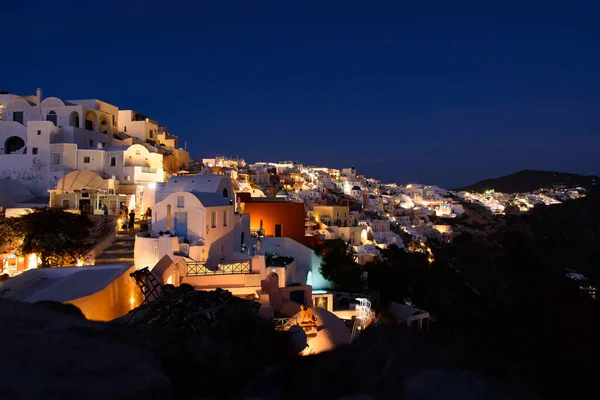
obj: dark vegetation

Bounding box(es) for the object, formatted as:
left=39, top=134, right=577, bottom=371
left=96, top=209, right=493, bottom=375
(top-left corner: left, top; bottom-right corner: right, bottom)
left=454, top=169, right=599, bottom=194
left=321, top=191, right=600, bottom=398
left=309, top=169, right=600, bottom=398
left=0, top=208, right=94, bottom=267
left=316, top=239, right=365, bottom=292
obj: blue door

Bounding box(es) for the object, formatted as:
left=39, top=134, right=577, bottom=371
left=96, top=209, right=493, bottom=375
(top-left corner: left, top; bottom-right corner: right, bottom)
left=174, top=212, right=188, bottom=240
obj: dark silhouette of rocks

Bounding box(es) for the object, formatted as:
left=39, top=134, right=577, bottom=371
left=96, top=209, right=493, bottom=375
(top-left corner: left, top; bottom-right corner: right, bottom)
left=1, top=296, right=534, bottom=399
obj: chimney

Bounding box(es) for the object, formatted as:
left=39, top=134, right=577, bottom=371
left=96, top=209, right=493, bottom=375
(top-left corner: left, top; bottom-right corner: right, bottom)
left=36, top=88, right=43, bottom=104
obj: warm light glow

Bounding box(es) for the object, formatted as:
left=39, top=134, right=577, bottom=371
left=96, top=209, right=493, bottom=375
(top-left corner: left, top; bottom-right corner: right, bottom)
left=128, top=194, right=136, bottom=211
left=77, top=258, right=84, bottom=266
left=129, top=296, right=135, bottom=306
left=147, top=182, right=157, bottom=189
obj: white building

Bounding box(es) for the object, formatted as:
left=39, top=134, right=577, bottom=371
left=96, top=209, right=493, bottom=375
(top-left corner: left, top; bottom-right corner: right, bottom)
left=0, top=89, right=185, bottom=200
left=135, top=174, right=247, bottom=268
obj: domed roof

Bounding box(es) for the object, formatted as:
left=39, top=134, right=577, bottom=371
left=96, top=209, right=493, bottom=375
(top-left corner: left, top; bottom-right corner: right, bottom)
left=292, top=307, right=351, bottom=355
left=368, top=194, right=377, bottom=199
left=351, top=185, right=361, bottom=191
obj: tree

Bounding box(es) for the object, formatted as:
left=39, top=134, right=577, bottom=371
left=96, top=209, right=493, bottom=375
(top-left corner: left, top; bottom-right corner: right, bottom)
left=316, top=239, right=364, bottom=292
left=0, top=208, right=94, bottom=268
left=365, top=245, right=429, bottom=307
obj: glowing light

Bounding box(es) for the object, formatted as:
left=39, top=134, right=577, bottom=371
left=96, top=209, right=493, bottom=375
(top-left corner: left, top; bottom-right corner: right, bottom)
left=147, top=182, right=157, bottom=189
left=129, top=296, right=135, bottom=306
left=128, top=194, right=136, bottom=211
left=77, top=258, right=84, bottom=266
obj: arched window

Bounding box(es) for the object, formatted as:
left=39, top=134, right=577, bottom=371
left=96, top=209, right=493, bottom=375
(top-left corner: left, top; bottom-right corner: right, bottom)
left=70, top=112, right=80, bottom=128
left=222, top=188, right=228, bottom=198
left=46, top=110, right=57, bottom=126
left=84, top=111, right=95, bottom=131
left=4, top=136, right=25, bottom=154
left=100, top=118, right=108, bottom=134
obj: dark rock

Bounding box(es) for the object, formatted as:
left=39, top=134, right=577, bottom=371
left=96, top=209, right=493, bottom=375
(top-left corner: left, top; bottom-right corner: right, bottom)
left=239, top=326, right=536, bottom=399
left=35, top=300, right=86, bottom=319
left=0, top=298, right=173, bottom=399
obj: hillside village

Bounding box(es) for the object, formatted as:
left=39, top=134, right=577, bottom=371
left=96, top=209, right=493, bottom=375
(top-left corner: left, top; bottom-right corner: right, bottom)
left=0, top=88, right=593, bottom=355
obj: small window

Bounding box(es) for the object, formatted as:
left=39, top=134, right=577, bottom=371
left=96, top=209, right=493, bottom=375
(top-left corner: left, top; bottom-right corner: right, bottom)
left=83, top=156, right=90, bottom=164
left=110, top=156, right=116, bottom=167
left=211, top=211, right=216, bottom=228
left=46, top=110, right=57, bottom=126
left=62, top=199, right=70, bottom=209
left=177, top=196, right=185, bottom=208
left=89, top=140, right=93, bottom=148
left=223, top=211, right=228, bottom=226
left=32, top=148, right=38, bottom=155
left=51, top=153, right=62, bottom=165
left=13, top=111, right=24, bottom=124
left=37, top=130, right=41, bottom=135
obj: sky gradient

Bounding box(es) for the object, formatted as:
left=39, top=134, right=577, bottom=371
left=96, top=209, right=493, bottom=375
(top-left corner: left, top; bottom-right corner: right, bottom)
left=2, top=1, right=599, bottom=188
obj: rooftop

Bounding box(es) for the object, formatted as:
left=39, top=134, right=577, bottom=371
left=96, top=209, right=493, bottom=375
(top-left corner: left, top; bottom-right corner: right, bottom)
left=191, top=191, right=231, bottom=207
left=0, top=264, right=132, bottom=303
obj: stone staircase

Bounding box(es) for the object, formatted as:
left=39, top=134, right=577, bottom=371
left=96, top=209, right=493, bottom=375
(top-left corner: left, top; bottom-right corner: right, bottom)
left=94, top=233, right=135, bottom=265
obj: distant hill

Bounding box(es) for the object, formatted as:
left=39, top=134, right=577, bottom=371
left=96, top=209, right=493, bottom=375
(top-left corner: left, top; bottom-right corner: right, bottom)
left=454, top=170, right=599, bottom=194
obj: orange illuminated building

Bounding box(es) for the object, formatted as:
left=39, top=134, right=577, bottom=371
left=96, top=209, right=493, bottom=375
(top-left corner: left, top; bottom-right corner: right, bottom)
left=238, top=193, right=306, bottom=245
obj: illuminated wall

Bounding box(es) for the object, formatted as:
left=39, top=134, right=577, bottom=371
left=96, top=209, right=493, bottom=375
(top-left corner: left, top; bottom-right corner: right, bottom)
left=66, top=265, right=143, bottom=321
left=241, top=200, right=306, bottom=245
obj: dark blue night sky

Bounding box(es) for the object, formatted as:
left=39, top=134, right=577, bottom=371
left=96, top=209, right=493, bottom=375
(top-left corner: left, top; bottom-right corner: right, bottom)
left=3, top=1, right=599, bottom=188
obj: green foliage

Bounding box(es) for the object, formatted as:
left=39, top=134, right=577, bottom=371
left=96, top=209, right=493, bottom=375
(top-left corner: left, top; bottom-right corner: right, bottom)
left=0, top=208, right=93, bottom=268
left=316, top=239, right=364, bottom=292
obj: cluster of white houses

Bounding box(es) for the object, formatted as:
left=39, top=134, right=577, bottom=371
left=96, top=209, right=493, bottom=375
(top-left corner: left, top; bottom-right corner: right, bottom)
left=0, top=88, right=189, bottom=214
left=1, top=92, right=433, bottom=352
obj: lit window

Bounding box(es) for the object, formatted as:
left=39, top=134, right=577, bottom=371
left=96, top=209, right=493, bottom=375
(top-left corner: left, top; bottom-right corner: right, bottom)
left=177, top=196, right=185, bottom=208
left=83, top=156, right=90, bottom=164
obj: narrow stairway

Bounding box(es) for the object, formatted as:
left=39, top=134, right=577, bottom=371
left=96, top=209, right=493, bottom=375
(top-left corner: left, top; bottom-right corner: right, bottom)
left=94, top=233, right=135, bottom=265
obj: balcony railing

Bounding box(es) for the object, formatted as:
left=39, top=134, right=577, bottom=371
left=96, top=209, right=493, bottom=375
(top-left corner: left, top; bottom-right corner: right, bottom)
left=272, top=317, right=298, bottom=331
left=186, top=260, right=252, bottom=276
left=141, top=167, right=157, bottom=173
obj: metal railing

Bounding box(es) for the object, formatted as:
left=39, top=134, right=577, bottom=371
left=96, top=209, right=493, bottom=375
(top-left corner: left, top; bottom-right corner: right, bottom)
left=273, top=317, right=298, bottom=331
left=186, top=260, right=251, bottom=276
left=141, top=167, right=157, bottom=173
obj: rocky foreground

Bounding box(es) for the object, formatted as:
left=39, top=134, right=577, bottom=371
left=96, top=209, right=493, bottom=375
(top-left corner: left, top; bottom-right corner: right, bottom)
left=0, top=292, right=534, bottom=399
